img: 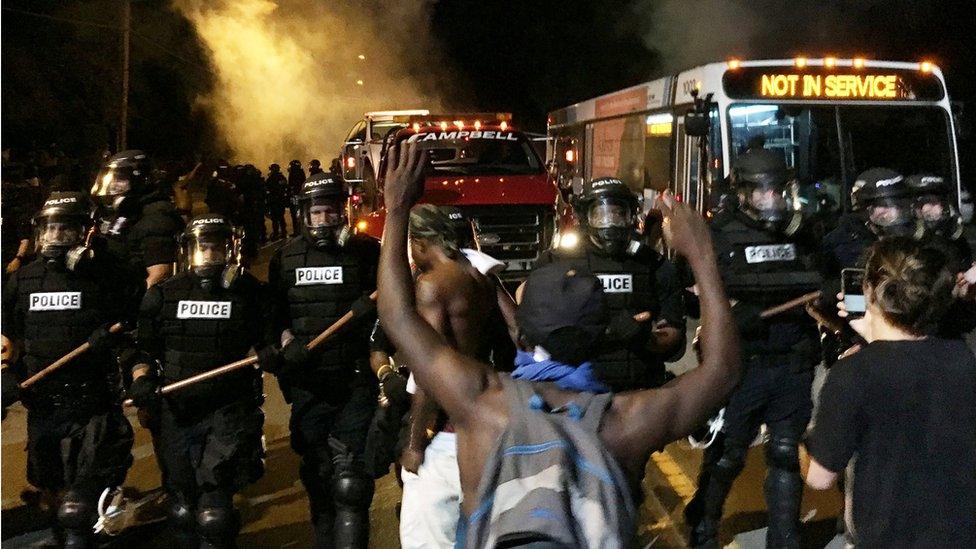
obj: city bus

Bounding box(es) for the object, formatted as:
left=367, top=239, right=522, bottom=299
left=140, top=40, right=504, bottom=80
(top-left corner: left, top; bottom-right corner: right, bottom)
left=546, top=58, right=961, bottom=232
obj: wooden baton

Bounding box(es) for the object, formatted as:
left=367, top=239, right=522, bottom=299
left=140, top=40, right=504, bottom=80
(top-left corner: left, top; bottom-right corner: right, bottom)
left=19, top=323, right=125, bottom=389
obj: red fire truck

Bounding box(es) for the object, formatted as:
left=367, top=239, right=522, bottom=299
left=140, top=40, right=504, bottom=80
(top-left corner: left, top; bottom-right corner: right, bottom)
left=346, top=113, right=563, bottom=282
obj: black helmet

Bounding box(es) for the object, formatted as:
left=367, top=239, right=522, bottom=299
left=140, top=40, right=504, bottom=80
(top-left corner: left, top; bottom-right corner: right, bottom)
left=269, top=163, right=281, bottom=173
left=573, top=177, right=639, bottom=256
left=851, top=168, right=918, bottom=237
left=91, top=150, right=152, bottom=217
left=310, top=159, right=321, bottom=168
left=731, top=149, right=794, bottom=227
left=179, top=213, right=243, bottom=290
left=906, top=173, right=961, bottom=238
left=289, top=159, right=301, bottom=169
left=299, top=172, right=347, bottom=249
left=33, top=192, right=92, bottom=264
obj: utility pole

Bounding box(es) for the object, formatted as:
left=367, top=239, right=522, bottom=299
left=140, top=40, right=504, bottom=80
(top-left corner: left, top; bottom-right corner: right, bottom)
left=118, top=0, right=130, bottom=151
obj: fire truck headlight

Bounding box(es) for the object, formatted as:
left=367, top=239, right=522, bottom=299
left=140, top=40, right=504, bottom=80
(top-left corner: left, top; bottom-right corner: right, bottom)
left=356, top=220, right=368, bottom=232
left=556, top=230, right=579, bottom=250
left=346, top=156, right=356, bottom=169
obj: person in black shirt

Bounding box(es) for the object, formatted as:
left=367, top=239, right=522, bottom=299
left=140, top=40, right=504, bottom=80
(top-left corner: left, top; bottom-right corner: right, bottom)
left=805, top=237, right=976, bottom=548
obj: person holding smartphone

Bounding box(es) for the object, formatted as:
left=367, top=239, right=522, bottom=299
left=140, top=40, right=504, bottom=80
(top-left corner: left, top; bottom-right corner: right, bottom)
left=808, top=237, right=976, bottom=547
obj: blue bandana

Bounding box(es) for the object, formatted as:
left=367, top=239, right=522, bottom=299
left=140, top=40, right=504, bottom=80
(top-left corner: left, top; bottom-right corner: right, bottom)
left=511, top=350, right=610, bottom=394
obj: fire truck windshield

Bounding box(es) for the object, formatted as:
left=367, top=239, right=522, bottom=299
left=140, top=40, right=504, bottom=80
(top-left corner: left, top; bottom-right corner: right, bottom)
left=423, top=137, right=543, bottom=175
left=728, top=103, right=954, bottom=211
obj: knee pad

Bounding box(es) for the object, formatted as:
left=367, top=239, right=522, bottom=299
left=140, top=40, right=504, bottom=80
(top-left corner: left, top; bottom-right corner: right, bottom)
left=57, top=491, right=94, bottom=531
left=765, top=438, right=800, bottom=472
left=332, top=471, right=374, bottom=510
left=196, top=506, right=239, bottom=544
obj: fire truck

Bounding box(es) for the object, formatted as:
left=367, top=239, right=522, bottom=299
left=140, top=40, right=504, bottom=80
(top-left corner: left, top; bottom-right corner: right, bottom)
left=343, top=112, right=561, bottom=282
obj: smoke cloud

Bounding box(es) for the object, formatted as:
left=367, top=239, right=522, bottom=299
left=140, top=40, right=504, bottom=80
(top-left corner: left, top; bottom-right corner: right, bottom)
left=172, top=0, right=450, bottom=167
left=633, top=1, right=924, bottom=74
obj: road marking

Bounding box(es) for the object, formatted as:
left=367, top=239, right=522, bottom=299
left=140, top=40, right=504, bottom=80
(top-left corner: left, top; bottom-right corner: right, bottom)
left=651, top=450, right=696, bottom=504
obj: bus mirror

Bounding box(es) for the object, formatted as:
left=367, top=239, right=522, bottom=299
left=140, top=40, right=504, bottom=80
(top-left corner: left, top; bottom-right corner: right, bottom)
left=685, top=110, right=710, bottom=137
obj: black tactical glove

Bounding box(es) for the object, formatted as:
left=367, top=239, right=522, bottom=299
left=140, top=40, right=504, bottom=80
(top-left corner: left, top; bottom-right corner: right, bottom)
left=732, top=302, right=766, bottom=337
left=87, top=323, right=118, bottom=354
left=378, top=369, right=409, bottom=410
left=350, top=295, right=376, bottom=318
left=257, top=345, right=283, bottom=374
left=604, top=311, right=645, bottom=344
left=127, top=375, right=161, bottom=408
left=281, top=340, right=310, bottom=371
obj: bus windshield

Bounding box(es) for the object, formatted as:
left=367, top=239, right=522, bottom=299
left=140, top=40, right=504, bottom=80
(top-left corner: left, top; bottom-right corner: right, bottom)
left=417, top=136, right=543, bottom=176
left=727, top=103, right=954, bottom=211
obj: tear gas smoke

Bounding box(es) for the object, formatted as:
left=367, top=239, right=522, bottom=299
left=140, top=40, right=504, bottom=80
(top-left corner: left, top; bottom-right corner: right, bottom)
left=173, top=0, right=449, bottom=167
left=634, top=1, right=924, bottom=73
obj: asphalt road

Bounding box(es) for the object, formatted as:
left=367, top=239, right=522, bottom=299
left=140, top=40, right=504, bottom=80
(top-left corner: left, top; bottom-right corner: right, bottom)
left=2, top=214, right=844, bottom=548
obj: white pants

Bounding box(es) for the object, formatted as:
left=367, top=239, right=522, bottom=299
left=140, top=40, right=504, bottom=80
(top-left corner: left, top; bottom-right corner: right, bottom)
left=399, top=432, right=461, bottom=549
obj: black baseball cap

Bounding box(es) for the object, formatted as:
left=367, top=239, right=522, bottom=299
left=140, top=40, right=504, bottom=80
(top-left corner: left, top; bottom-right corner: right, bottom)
left=517, top=263, right=608, bottom=351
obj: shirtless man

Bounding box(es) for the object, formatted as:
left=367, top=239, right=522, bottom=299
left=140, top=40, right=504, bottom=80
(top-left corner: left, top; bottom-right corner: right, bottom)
left=399, top=203, right=512, bottom=548
left=378, top=141, right=741, bottom=546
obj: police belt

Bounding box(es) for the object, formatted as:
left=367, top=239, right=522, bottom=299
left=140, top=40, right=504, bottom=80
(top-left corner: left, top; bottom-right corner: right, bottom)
left=23, top=381, right=116, bottom=412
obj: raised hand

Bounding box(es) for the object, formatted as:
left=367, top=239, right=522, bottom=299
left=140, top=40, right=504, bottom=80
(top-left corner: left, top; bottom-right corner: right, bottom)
left=658, top=190, right=713, bottom=260
left=383, top=139, right=427, bottom=213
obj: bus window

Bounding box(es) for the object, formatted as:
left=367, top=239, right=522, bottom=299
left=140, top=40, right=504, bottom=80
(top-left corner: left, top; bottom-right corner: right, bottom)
left=644, top=113, right=673, bottom=193
left=587, top=113, right=646, bottom=194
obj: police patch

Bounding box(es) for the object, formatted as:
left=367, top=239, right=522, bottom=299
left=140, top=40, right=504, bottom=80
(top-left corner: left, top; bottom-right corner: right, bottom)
left=29, top=292, right=82, bottom=311
left=597, top=274, right=633, bottom=293
left=744, top=244, right=797, bottom=264
left=177, top=300, right=232, bottom=319
left=295, top=266, right=343, bottom=285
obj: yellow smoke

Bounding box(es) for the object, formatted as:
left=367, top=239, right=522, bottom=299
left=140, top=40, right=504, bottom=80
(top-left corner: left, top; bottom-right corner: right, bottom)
left=173, top=0, right=446, bottom=167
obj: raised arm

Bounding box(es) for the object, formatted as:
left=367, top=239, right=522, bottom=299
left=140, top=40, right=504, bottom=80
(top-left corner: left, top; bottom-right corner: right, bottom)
left=618, top=194, right=741, bottom=447
left=377, top=141, right=491, bottom=426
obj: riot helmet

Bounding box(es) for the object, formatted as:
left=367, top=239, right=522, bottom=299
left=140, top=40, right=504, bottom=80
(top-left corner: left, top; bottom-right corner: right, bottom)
left=851, top=168, right=917, bottom=237
left=179, top=213, right=242, bottom=289
left=906, top=173, right=962, bottom=238
left=299, top=172, right=347, bottom=249
left=289, top=159, right=301, bottom=169
left=573, top=177, right=639, bottom=257
left=213, top=159, right=231, bottom=180
left=91, top=150, right=152, bottom=218
left=731, top=149, right=796, bottom=228
left=33, top=192, right=92, bottom=265
left=269, top=163, right=281, bottom=174
left=309, top=159, right=322, bottom=174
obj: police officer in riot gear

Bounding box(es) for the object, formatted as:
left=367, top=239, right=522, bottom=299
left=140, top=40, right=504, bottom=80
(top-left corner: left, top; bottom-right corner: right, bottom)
left=260, top=172, right=380, bottom=548
left=533, top=177, right=685, bottom=391
left=907, top=173, right=972, bottom=267
left=266, top=164, right=289, bottom=240
left=287, top=159, right=306, bottom=236
left=685, top=149, right=821, bottom=548
left=91, top=150, right=184, bottom=288
left=127, top=213, right=268, bottom=548
left=308, top=158, right=323, bottom=176
left=3, top=192, right=141, bottom=548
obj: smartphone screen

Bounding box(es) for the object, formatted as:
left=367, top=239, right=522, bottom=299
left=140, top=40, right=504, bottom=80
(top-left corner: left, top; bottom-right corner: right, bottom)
left=842, top=268, right=866, bottom=315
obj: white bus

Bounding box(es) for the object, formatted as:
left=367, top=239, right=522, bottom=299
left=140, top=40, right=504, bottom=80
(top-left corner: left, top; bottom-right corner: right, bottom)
left=547, top=58, right=960, bottom=220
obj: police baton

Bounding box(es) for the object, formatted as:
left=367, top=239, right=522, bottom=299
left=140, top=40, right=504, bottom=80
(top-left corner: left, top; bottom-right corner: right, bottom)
left=124, top=291, right=378, bottom=406
left=19, top=323, right=125, bottom=389
left=759, top=291, right=822, bottom=319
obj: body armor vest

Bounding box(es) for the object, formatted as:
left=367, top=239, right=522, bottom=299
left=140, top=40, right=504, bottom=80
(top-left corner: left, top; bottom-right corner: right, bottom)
left=711, top=212, right=821, bottom=356
left=277, top=236, right=378, bottom=383
left=547, top=242, right=665, bottom=390
left=155, top=272, right=262, bottom=414
left=12, top=261, right=118, bottom=404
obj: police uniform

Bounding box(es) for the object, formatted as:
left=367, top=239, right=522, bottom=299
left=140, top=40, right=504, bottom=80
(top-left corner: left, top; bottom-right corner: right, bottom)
left=535, top=240, right=685, bottom=390
left=266, top=232, right=380, bottom=548
left=686, top=152, right=822, bottom=548
left=132, top=215, right=268, bottom=548
left=2, top=193, right=141, bottom=548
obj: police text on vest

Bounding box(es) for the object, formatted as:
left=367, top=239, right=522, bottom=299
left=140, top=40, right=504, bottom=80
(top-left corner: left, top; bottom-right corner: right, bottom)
left=597, top=274, right=633, bottom=293
left=177, top=300, right=232, bottom=319
left=29, top=292, right=82, bottom=311
left=295, top=266, right=343, bottom=285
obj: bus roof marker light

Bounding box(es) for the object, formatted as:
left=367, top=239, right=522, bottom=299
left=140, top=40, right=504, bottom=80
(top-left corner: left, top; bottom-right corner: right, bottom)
left=727, top=59, right=740, bottom=70
left=853, top=57, right=866, bottom=69
left=795, top=57, right=807, bottom=68
left=920, top=61, right=933, bottom=73
left=824, top=57, right=836, bottom=68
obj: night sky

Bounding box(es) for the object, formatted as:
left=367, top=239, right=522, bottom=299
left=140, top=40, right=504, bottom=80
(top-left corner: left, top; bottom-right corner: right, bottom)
left=3, top=0, right=974, bottom=174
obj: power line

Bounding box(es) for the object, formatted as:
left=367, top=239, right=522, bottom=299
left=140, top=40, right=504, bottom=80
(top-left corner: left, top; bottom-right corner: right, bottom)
left=2, top=6, right=120, bottom=30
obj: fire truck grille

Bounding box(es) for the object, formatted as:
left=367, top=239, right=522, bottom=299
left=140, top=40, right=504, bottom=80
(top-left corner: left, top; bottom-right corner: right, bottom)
left=461, top=206, right=555, bottom=273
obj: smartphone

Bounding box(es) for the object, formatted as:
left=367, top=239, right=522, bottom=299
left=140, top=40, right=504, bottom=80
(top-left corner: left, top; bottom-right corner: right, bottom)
left=842, top=268, right=866, bottom=316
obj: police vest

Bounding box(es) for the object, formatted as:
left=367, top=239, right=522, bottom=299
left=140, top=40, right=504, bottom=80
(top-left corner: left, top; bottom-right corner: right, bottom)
left=155, top=272, right=261, bottom=413
left=711, top=212, right=821, bottom=355
left=277, top=236, right=378, bottom=378
left=545, top=243, right=665, bottom=391
left=12, top=261, right=117, bottom=398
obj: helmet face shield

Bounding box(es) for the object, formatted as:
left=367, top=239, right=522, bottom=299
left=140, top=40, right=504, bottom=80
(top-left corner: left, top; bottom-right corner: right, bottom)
left=182, top=228, right=239, bottom=278
left=867, top=197, right=913, bottom=230
left=35, top=216, right=84, bottom=259
left=302, top=197, right=344, bottom=248
left=914, top=194, right=951, bottom=224
left=587, top=200, right=634, bottom=230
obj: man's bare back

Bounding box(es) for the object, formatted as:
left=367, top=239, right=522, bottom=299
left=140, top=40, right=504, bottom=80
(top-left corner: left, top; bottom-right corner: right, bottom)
left=415, top=257, right=497, bottom=361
